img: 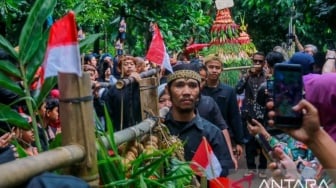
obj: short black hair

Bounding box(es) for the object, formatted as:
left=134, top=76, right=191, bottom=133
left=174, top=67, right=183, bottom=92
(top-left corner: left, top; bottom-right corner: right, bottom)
left=253, top=51, right=265, bottom=58
left=45, top=98, right=59, bottom=111
left=266, top=51, right=285, bottom=68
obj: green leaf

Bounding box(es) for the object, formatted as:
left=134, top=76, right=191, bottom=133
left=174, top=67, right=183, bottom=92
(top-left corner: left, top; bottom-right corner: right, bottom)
left=104, top=105, right=119, bottom=156
left=11, top=139, right=28, bottom=158
left=0, top=34, right=18, bottom=60
left=48, top=133, right=62, bottom=150
left=34, top=76, right=57, bottom=109
left=0, top=60, right=21, bottom=78
left=19, top=0, right=56, bottom=65
left=79, top=33, right=103, bottom=53
left=0, top=104, right=30, bottom=130
left=26, top=30, right=49, bottom=85
left=72, top=2, right=85, bottom=15
left=0, top=72, right=25, bottom=96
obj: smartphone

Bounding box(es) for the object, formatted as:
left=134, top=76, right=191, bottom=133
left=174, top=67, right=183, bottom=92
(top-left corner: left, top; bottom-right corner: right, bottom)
left=273, top=64, right=303, bottom=128
left=242, top=110, right=254, bottom=125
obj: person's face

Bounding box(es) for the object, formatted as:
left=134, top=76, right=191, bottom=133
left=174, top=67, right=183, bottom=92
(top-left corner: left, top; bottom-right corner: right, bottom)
left=159, top=93, right=172, bottom=109
left=122, top=60, right=136, bottom=76
left=252, top=54, right=265, bottom=72
left=304, top=47, right=314, bottom=56
left=144, top=61, right=151, bottom=71
left=104, top=57, right=113, bottom=66
left=47, top=107, right=59, bottom=123
left=21, top=129, right=35, bottom=144
left=206, top=60, right=222, bottom=81
left=90, top=57, right=97, bottom=67
left=38, top=102, right=46, bottom=118
left=169, top=78, right=200, bottom=112
left=199, top=69, right=207, bottom=90
left=105, top=67, right=111, bottom=77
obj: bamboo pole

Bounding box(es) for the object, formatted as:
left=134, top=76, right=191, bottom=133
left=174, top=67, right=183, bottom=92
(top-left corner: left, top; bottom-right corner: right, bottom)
left=139, top=77, right=159, bottom=119
left=0, top=145, right=85, bottom=187
left=58, top=73, right=99, bottom=186
left=222, top=65, right=252, bottom=71
left=101, top=118, right=157, bottom=148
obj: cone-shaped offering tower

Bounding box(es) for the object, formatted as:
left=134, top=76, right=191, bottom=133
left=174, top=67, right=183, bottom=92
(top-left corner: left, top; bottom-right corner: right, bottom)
left=202, top=8, right=257, bottom=85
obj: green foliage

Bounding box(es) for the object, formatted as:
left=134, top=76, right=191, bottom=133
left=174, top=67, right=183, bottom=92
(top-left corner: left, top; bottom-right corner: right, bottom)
left=0, top=0, right=58, bottom=152
left=95, top=106, right=194, bottom=187
left=0, top=104, right=30, bottom=130
left=2, top=0, right=336, bottom=55
left=234, top=0, right=336, bottom=52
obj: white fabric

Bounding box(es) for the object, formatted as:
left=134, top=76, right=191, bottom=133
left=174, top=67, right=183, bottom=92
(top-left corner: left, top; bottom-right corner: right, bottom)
left=44, top=44, right=82, bottom=78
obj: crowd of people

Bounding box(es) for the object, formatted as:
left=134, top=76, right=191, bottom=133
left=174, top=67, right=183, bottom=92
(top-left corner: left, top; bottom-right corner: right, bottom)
left=1, top=33, right=336, bottom=187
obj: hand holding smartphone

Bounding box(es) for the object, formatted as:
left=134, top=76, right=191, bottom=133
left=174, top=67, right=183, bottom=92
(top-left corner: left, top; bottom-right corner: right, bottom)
left=273, top=64, right=303, bottom=128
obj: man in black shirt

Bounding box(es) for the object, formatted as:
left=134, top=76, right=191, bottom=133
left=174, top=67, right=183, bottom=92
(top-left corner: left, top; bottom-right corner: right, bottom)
left=164, top=69, right=233, bottom=177
left=202, top=55, right=244, bottom=161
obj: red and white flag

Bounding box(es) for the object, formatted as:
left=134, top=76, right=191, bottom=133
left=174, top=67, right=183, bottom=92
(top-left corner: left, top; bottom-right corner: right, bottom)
left=190, top=137, right=222, bottom=180
left=146, top=24, right=173, bottom=73
left=42, top=11, right=82, bottom=80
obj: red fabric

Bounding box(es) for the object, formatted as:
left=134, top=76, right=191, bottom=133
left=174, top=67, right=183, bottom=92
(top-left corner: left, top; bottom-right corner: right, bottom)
left=48, top=12, right=78, bottom=47
left=190, top=137, right=222, bottom=179
left=42, top=11, right=81, bottom=81
left=209, top=177, right=230, bottom=188
left=146, top=24, right=165, bottom=66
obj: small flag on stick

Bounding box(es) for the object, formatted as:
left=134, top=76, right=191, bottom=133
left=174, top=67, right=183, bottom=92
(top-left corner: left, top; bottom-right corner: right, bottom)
left=146, top=24, right=173, bottom=73
left=42, top=11, right=82, bottom=81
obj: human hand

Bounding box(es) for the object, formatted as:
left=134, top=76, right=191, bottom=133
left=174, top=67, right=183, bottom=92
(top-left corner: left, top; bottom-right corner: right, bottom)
left=267, top=99, right=321, bottom=146
left=269, top=147, right=300, bottom=183
left=0, top=132, right=15, bottom=148
left=247, top=119, right=267, bottom=136
left=235, top=144, right=243, bottom=160
left=232, top=155, right=238, bottom=170
left=129, top=72, right=142, bottom=83
left=26, top=146, right=38, bottom=156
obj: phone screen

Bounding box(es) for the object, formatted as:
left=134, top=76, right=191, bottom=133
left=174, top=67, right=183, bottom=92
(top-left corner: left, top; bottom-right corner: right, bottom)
left=273, top=64, right=303, bottom=128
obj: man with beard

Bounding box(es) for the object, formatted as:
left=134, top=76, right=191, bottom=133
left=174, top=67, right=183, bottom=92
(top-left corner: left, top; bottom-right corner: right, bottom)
left=201, top=55, right=244, bottom=161
left=164, top=68, right=233, bottom=177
